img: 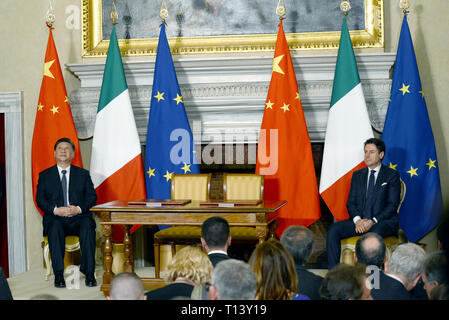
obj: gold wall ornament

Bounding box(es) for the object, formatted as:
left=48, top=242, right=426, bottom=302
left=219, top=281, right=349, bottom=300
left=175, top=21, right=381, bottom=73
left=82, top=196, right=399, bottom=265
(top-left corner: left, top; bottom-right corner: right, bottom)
left=399, top=0, right=410, bottom=13
left=340, top=1, right=352, bottom=15
left=276, top=0, right=286, bottom=19
left=82, top=0, right=384, bottom=57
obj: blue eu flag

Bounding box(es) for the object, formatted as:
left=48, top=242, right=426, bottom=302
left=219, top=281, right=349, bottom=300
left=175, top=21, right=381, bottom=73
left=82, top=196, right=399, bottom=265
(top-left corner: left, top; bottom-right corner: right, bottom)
left=145, top=24, right=199, bottom=204
left=382, top=15, right=442, bottom=242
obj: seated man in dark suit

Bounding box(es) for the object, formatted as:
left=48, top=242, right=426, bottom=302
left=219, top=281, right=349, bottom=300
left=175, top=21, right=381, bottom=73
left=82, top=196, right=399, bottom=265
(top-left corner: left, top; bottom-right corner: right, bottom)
left=201, top=216, right=231, bottom=267
left=36, top=138, right=97, bottom=288
left=280, top=225, right=323, bottom=300
left=326, top=138, right=401, bottom=268
left=371, top=243, right=425, bottom=300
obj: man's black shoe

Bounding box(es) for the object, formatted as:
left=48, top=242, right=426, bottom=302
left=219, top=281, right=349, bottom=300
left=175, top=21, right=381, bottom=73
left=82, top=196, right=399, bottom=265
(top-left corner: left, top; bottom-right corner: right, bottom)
left=85, top=274, right=97, bottom=287
left=54, top=274, right=66, bottom=288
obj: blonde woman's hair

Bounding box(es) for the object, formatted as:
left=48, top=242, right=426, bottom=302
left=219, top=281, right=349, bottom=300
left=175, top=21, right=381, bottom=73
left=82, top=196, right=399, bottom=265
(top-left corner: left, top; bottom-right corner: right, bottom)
left=165, top=246, right=213, bottom=286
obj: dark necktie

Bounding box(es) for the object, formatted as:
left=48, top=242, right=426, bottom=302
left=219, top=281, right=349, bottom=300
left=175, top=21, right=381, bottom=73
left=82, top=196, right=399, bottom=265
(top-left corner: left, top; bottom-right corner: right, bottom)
left=61, top=170, right=68, bottom=207
left=364, top=169, right=376, bottom=219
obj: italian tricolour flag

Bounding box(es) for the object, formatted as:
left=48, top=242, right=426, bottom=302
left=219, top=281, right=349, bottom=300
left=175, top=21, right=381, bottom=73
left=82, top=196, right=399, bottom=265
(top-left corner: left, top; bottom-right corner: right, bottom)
left=90, top=25, right=146, bottom=242
left=319, top=17, right=374, bottom=221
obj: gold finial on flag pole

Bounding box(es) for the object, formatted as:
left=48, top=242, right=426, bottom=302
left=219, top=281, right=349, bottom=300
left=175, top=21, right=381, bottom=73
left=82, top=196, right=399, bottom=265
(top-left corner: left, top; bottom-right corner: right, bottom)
left=340, top=1, right=351, bottom=16
left=110, top=0, right=118, bottom=25
left=276, top=0, right=286, bottom=19
left=399, top=0, right=410, bottom=14
left=160, top=0, right=168, bottom=23
left=46, top=0, right=56, bottom=27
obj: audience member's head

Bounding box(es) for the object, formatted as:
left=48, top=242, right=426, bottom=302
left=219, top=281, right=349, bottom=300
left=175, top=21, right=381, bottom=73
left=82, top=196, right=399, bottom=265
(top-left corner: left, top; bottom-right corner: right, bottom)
left=249, top=239, right=297, bottom=300
left=422, top=251, right=448, bottom=299
left=107, top=272, right=146, bottom=300
left=320, top=264, right=372, bottom=300
left=166, top=246, right=213, bottom=286
left=280, top=225, right=314, bottom=266
left=208, top=259, right=257, bottom=300
left=385, top=243, right=426, bottom=291
left=354, top=232, right=386, bottom=268
left=429, top=284, right=449, bottom=300
left=201, top=216, right=231, bottom=252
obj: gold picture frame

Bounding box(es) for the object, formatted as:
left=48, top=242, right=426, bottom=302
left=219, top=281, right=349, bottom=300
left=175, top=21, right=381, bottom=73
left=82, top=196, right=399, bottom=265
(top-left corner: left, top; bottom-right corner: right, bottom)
left=82, top=0, right=384, bottom=57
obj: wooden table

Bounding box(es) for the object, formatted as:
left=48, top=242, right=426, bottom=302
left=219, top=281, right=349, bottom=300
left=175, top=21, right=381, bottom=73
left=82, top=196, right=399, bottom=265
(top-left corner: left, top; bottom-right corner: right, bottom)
left=91, top=199, right=287, bottom=296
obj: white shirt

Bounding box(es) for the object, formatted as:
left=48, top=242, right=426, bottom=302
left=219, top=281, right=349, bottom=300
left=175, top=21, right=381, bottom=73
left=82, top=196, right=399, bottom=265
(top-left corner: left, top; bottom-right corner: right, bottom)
left=208, top=250, right=228, bottom=256
left=353, top=164, right=381, bottom=224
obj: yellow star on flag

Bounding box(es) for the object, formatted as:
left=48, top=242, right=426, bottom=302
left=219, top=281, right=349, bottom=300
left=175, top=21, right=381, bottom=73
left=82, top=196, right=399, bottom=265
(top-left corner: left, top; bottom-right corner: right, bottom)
left=389, top=162, right=398, bottom=170
left=407, top=166, right=418, bottom=178
left=64, top=96, right=70, bottom=103
left=295, top=92, right=301, bottom=100
left=154, top=91, right=165, bottom=102
left=399, top=83, right=410, bottom=96
left=419, top=90, right=425, bottom=98
left=163, top=171, right=174, bottom=182
left=426, top=158, right=436, bottom=170
left=173, top=94, right=183, bottom=105
left=37, top=103, right=44, bottom=111
left=147, top=167, right=156, bottom=178
left=181, top=163, right=191, bottom=174
left=43, top=59, right=55, bottom=79
left=281, top=103, right=290, bottom=112
left=272, top=54, right=285, bottom=75
left=50, top=105, right=59, bottom=115
left=265, top=100, right=274, bottom=109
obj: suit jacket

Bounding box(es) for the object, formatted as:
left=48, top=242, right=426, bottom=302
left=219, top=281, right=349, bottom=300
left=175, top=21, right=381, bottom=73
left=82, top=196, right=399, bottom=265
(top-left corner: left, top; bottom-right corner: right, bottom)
left=208, top=252, right=230, bottom=268
left=371, top=271, right=412, bottom=300
left=295, top=265, right=323, bottom=300
left=347, top=164, right=401, bottom=230
left=145, top=283, right=194, bottom=300
left=0, top=267, right=13, bottom=300
left=36, top=164, right=97, bottom=236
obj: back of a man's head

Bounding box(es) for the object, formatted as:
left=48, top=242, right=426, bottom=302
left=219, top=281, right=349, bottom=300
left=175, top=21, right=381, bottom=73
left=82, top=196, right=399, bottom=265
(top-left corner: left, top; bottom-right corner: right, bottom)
left=355, top=232, right=386, bottom=268
left=387, top=243, right=426, bottom=286
left=108, top=272, right=145, bottom=300
left=423, top=251, right=448, bottom=286
left=210, top=259, right=257, bottom=300
left=201, top=216, right=230, bottom=249
left=319, top=264, right=368, bottom=300
left=280, top=225, right=314, bottom=266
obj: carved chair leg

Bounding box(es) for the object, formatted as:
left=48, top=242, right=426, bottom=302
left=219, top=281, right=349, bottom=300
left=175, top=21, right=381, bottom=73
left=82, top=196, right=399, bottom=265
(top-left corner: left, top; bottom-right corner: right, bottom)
left=154, top=241, right=160, bottom=279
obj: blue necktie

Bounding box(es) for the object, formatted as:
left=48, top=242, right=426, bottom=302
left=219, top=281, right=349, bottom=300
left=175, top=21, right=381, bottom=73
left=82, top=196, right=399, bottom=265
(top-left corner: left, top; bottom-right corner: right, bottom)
left=364, top=169, right=376, bottom=219
left=61, top=170, right=68, bottom=207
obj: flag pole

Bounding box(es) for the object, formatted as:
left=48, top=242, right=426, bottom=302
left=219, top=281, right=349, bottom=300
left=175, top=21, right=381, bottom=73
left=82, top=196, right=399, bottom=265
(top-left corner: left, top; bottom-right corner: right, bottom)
left=276, top=0, right=286, bottom=20
left=46, top=0, right=55, bottom=29
left=110, top=0, right=118, bottom=25
left=340, top=0, right=351, bottom=17
left=399, top=0, right=410, bottom=15
left=159, top=0, right=168, bottom=24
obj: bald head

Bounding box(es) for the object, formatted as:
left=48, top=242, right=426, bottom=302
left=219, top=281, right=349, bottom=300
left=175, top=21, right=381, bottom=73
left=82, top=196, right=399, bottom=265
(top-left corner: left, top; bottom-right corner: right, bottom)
left=355, top=233, right=386, bottom=268
left=108, top=272, right=146, bottom=300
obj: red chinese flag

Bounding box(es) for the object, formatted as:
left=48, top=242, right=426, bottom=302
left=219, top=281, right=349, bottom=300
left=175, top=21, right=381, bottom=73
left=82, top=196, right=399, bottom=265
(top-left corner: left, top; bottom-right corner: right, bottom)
left=32, top=27, right=83, bottom=216
left=256, top=20, right=321, bottom=237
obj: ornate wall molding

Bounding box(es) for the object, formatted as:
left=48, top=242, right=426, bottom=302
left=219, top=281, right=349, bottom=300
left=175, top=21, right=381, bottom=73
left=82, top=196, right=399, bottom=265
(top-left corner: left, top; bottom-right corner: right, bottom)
left=68, top=53, right=395, bottom=144
left=0, top=92, right=26, bottom=276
